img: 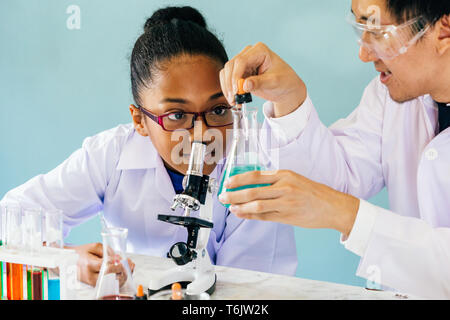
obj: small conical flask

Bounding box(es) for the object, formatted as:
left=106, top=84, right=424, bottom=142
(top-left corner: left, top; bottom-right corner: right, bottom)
left=217, top=106, right=272, bottom=208
left=94, top=227, right=136, bottom=300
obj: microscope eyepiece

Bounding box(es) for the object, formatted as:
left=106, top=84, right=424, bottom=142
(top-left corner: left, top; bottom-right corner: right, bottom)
left=187, top=141, right=207, bottom=177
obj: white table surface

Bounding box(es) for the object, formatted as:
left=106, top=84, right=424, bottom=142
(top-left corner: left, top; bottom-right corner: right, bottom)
left=73, top=253, right=419, bottom=300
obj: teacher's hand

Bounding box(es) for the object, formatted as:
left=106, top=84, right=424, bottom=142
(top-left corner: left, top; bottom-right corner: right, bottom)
left=218, top=170, right=360, bottom=238
left=219, top=42, right=307, bottom=118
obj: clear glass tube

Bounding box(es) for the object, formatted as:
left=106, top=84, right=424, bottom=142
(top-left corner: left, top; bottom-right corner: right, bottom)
left=47, top=268, right=60, bottom=300
left=27, top=265, right=44, bottom=300
left=218, top=107, right=271, bottom=207
left=43, top=209, right=64, bottom=300
left=5, top=205, right=23, bottom=300
left=0, top=204, right=4, bottom=300
left=5, top=205, right=23, bottom=250
left=0, top=261, right=3, bottom=300
left=22, top=207, right=44, bottom=300
left=6, top=262, right=23, bottom=300
left=22, top=207, right=42, bottom=254
left=43, top=209, right=63, bottom=249
left=95, top=227, right=136, bottom=300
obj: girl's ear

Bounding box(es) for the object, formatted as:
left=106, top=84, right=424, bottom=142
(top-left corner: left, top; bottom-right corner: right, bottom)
left=437, top=15, right=450, bottom=56
left=129, top=104, right=149, bottom=137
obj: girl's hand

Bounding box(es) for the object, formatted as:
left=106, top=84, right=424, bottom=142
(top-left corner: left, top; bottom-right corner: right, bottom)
left=69, top=243, right=135, bottom=287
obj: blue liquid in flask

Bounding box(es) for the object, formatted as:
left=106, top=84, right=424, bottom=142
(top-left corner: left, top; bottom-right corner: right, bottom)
left=218, top=164, right=271, bottom=208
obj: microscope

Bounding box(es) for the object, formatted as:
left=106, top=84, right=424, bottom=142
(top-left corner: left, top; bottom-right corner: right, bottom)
left=148, top=141, right=217, bottom=297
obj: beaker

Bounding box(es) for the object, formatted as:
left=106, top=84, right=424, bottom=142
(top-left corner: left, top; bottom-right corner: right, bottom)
left=217, top=107, right=271, bottom=207
left=94, top=227, right=136, bottom=300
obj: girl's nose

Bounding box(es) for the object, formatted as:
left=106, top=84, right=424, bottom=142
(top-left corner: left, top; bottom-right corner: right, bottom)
left=191, top=119, right=209, bottom=142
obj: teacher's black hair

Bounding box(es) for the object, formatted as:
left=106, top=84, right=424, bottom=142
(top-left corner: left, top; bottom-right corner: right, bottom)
left=386, top=0, right=450, bottom=25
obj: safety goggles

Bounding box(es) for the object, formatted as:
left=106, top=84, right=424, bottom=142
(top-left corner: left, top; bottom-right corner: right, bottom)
left=346, top=13, right=430, bottom=60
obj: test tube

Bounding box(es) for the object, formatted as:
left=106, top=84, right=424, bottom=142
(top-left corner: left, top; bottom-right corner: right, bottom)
left=0, top=261, right=2, bottom=301
left=44, top=209, right=63, bottom=249
left=27, top=266, right=44, bottom=300
left=23, top=208, right=44, bottom=300
left=22, top=207, right=43, bottom=254
left=5, top=205, right=24, bottom=300
left=43, top=209, right=63, bottom=300
left=1, top=204, right=4, bottom=300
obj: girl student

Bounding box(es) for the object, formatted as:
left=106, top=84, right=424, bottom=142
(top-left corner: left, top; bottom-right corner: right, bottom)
left=1, top=6, right=298, bottom=286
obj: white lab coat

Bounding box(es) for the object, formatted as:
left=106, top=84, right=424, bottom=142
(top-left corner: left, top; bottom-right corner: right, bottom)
left=264, top=77, right=450, bottom=298
left=0, top=123, right=298, bottom=276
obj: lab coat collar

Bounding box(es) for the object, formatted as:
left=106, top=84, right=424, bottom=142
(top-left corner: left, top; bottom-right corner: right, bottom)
left=116, top=126, right=225, bottom=203
left=116, top=128, right=160, bottom=170
left=423, top=94, right=437, bottom=109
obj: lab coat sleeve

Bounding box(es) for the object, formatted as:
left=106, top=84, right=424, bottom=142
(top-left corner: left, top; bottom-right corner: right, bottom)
left=262, top=94, right=313, bottom=147
left=347, top=200, right=450, bottom=299
left=261, top=77, right=387, bottom=199
left=214, top=211, right=298, bottom=276
left=341, top=199, right=378, bottom=256
left=0, top=129, right=124, bottom=237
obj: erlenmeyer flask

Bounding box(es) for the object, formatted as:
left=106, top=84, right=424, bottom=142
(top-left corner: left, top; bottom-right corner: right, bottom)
left=217, top=106, right=272, bottom=208
left=94, top=227, right=136, bottom=300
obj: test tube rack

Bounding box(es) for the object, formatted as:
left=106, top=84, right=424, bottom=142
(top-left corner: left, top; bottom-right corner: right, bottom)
left=0, top=246, right=79, bottom=300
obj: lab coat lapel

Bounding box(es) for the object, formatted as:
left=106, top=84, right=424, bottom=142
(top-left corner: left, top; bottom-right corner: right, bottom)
left=116, top=128, right=176, bottom=204
left=422, top=95, right=439, bottom=140
left=154, top=155, right=177, bottom=205
left=116, top=129, right=159, bottom=170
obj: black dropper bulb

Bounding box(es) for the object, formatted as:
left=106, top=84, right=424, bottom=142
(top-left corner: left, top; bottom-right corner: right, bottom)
left=235, top=78, right=252, bottom=104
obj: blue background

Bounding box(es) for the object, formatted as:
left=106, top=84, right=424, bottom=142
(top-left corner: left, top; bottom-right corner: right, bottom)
left=0, top=0, right=387, bottom=287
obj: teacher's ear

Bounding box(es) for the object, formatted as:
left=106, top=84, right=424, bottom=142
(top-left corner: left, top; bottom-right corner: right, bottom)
left=129, top=104, right=149, bottom=137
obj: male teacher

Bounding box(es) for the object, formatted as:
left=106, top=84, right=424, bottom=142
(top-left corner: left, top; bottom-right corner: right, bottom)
left=219, top=0, right=450, bottom=299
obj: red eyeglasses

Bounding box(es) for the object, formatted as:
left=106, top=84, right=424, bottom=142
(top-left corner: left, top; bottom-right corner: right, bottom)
left=136, top=104, right=234, bottom=132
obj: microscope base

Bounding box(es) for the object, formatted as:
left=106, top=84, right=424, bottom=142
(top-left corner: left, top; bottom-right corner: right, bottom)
left=148, top=267, right=217, bottom=297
